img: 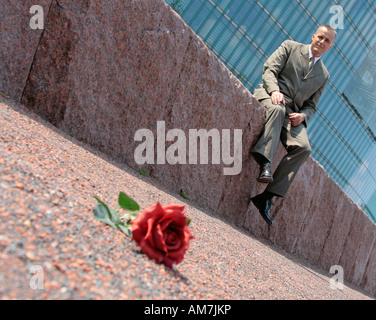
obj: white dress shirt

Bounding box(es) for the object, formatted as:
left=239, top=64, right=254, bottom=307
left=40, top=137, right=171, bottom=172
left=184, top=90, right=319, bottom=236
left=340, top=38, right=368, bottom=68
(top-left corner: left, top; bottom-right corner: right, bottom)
left=308, top=46, right=321, bottom=65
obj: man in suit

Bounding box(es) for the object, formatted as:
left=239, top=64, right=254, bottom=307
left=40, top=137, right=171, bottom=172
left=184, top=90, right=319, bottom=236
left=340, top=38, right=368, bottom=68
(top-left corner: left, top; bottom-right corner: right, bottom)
left=250, top=25, right=337, bottom=226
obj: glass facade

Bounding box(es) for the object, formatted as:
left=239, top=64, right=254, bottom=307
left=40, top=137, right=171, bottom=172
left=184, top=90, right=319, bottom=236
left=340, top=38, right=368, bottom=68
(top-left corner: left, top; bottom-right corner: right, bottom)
left=166, top=0, right=376, bottom=222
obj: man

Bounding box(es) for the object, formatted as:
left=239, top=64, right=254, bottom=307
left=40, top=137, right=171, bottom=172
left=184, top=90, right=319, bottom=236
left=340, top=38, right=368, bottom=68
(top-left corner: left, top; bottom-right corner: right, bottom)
left=250, top=25, right=337, bottom=226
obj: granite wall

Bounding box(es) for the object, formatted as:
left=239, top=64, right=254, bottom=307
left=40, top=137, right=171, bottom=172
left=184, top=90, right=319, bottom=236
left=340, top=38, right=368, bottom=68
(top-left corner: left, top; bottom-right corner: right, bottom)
left=1, top=0, right=375, bottom=296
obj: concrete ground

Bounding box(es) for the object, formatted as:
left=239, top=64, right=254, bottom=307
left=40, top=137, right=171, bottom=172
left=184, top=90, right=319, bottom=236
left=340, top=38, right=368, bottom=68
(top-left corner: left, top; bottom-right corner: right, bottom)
left=0, top=95, right=374, bottom=300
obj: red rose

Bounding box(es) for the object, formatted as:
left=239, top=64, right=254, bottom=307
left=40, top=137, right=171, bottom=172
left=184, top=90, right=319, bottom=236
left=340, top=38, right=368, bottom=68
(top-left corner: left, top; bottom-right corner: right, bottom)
left=131, top=202, right=195, bottom=268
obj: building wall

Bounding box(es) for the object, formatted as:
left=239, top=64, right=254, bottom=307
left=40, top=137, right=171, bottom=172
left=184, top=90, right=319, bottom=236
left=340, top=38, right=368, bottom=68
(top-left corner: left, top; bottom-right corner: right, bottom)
left=166, top=0, right=376, bottom=222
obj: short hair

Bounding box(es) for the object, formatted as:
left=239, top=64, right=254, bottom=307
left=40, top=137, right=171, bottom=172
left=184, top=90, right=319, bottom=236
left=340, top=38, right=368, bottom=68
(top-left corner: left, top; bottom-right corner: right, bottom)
left=317, top=25, right=337, bottom=40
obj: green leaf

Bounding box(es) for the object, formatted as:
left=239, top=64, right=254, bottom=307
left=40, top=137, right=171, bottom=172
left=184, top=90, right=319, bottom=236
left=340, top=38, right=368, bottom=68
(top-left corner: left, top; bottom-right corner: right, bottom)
left=94, top=203, right=117, bottom=230
left=180, top=189, right=189, bottom=200
left=117, top=223, right=132, bottom=238
left=118, top=192, right=140, bottom=212
left=94, top=196, right=110, bottom=211
left=95, top=196, right=118, bottom=221
left=110, top=207, right=121, bottom=224
left=136, top=168, right=150, bottom=177
left=186, top=218, right=191, bottom=226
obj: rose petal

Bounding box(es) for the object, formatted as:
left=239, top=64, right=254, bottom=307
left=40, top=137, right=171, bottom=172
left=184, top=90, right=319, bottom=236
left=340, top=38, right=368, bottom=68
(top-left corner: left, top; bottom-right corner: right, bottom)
left=167, top=227, right=194, bottom=257
left=163, top=204, right=186, bottom=214
left=159, top=212, right=186, bottom=230
left=139, top=238, right=164, bottom=264
left=164, top=229, right=181, bottom=251
left=132, top=202, right=164, bottom=225
left=144, top=215, right=159, bottom=247
left=132, top=202, right=165, bottom=245
left=153, top=224, right=168, bottom=253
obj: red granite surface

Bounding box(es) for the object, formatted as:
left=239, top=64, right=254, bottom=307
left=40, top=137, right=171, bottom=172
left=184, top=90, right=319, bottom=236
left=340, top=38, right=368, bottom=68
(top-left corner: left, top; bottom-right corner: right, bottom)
left=0, top=96, right=373, bottom=300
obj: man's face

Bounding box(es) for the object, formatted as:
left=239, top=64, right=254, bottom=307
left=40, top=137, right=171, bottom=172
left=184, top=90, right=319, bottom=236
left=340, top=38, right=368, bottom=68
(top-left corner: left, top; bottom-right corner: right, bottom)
left=310, top=27, right=336, bottom=57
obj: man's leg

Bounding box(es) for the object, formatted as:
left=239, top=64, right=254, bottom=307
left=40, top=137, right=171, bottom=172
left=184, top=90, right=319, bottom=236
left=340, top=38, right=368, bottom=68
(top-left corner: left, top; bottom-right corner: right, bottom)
left=265, top=119, right=312, bottom=198
left=251, top=99, right=286, bottom=165
left=251, top=116, right=311, bottom=225
left=251, top=99, right=286, bottom=183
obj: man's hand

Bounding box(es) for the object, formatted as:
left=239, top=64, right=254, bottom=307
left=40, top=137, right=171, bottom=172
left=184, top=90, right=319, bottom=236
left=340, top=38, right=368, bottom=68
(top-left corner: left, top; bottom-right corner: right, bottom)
left=289, top=113, right=305, bottom=126
left=271, top=91, right=285, bottom=106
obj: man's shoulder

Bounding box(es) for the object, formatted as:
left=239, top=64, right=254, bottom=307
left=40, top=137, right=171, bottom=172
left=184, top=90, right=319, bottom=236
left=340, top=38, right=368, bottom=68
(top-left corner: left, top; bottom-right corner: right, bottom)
left=281, top=40, right=306, bottom=49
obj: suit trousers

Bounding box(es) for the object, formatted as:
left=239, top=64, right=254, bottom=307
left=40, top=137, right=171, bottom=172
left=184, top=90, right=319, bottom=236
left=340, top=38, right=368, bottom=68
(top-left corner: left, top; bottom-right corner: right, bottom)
left=251, top=98, right=312, bottom=197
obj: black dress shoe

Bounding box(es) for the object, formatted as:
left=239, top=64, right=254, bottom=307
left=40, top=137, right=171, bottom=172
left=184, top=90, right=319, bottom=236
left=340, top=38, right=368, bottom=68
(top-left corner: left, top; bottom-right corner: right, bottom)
left=257, top=162, right=273, bottom=183
left=251, top=194, right=273, bottom=226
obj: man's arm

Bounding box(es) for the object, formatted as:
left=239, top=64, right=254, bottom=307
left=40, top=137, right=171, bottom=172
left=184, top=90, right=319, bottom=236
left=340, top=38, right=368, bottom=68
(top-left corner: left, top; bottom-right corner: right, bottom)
left=299, top=78, right=328, bottom=126
left=262, top=41, right=291, bottom=97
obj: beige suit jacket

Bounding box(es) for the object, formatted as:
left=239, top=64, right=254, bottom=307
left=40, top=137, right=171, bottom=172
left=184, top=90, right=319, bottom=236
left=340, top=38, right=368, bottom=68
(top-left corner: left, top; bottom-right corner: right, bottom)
left=253, top=40, right=329, bottom=126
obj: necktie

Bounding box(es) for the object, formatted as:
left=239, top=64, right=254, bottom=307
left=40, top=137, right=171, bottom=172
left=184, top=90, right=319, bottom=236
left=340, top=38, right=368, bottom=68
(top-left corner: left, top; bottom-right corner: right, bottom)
left=308, top=57, right=314, bottom=73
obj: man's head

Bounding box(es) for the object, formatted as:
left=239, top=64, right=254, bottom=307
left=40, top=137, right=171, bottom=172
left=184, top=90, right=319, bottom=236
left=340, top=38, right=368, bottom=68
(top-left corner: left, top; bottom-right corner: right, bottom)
left=310, top=25, right=337, bottom=57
